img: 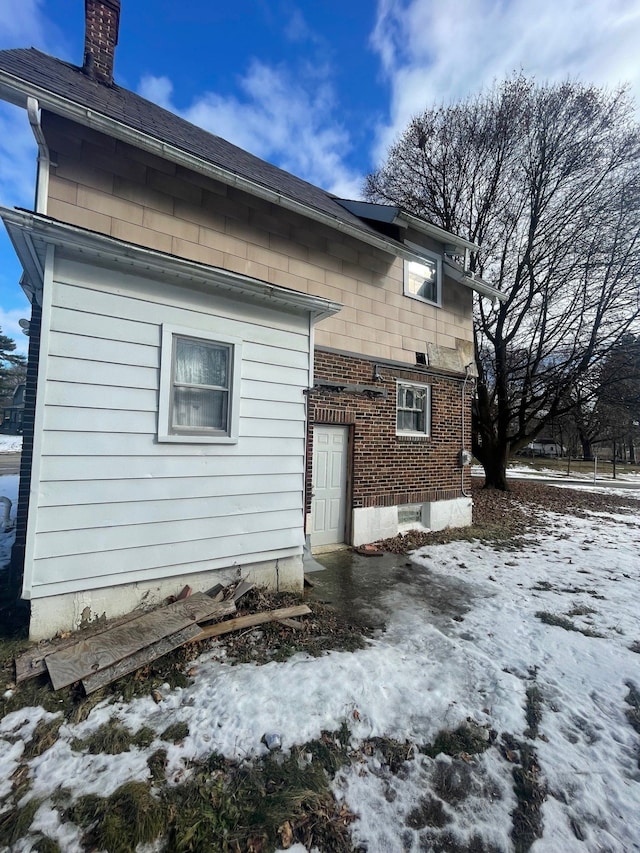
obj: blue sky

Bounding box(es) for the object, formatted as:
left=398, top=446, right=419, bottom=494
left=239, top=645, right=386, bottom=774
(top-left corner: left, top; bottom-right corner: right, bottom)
left=2, top=0, right=640, bottom=354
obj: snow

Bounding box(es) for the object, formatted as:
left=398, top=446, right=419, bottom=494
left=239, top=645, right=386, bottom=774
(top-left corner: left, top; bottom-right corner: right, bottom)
left=1, top=482, right=639, bottom=850
left=0, top=436, right=22, bottom=454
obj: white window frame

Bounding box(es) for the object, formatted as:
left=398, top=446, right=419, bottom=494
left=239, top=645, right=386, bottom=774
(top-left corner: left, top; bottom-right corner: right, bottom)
left=403, top=243, right=442, bottom=307
left=396, top=381, right=431, bottom=436
left=158, top=324, right=242, bottom=444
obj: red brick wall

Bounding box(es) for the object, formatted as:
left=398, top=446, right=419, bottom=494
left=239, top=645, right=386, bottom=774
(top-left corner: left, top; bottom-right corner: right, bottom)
left=306, top=349, right=472, bottom=519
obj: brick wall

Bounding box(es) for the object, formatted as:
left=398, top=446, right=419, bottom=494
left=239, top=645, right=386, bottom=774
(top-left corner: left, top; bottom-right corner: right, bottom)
left=306, top=349, right=472, bottom=517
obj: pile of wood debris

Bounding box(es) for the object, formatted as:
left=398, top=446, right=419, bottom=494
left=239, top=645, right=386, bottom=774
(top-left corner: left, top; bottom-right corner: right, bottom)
left=14, top=581, right=310, bottom=695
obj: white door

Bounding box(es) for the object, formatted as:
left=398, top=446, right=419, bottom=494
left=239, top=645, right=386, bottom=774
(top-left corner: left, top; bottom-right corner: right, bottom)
left=311, top=425, right=348, bottom=546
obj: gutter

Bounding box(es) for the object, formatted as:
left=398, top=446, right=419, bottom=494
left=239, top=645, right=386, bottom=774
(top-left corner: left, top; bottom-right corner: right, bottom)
left=0, top=68, right=503, bottom=301
left=443, top=259, right=506, bottom=302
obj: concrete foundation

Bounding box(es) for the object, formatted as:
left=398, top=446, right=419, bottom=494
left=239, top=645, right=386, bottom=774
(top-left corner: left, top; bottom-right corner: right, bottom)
left=27, top=554, right=303, bottom=641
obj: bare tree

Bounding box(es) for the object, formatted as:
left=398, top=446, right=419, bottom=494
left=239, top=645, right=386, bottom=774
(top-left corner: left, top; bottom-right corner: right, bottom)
left=367, top=76, right=640, bottom=488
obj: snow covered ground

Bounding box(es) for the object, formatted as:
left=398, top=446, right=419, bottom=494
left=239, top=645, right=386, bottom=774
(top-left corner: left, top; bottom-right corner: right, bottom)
left=0, top=476, right=639, bottom=850
left=0, top=436, right=22, bottom=454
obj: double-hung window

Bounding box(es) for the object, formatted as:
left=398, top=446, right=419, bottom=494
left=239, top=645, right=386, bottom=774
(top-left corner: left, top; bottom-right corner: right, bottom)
left=158, top=325, right=241, bottom=443
left=404, top=244, right=442, bottom=306
left=396, top=381, right=431, bottom=436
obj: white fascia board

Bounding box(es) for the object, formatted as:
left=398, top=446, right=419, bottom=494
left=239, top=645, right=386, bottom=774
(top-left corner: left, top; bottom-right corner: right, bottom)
left=0, top=69, right=437, bottom=266
left=0, top=206, right=343, bottom=321
left=397, top=211, right=480, bottom=253
left=443, top=259, right=506, bottom=302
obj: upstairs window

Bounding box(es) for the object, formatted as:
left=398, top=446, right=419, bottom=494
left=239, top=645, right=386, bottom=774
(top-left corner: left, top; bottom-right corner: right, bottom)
left=158, top=325, right=241, bottom=443
left=404, top=246, right=441, bottom=306
left=396, top=381, right=431, bottom=436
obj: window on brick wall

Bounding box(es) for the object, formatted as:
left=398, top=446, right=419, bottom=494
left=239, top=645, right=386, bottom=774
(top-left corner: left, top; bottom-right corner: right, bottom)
left=396, top=381, right=431, bottom=436
left=158, top=324, right=242, bottom=444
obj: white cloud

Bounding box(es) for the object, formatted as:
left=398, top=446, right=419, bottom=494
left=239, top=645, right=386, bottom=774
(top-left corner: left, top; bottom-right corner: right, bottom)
left=138, top=59, right=364, bottom=199
left=371, top=0, right=640, bottom=162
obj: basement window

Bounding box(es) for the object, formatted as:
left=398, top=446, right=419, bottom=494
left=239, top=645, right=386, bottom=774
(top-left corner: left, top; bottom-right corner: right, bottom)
left=158, top=324, right=242, bottom=443
left=404, top=245, right=442, bottom=306
left=396, top=381, right=431, bottom=436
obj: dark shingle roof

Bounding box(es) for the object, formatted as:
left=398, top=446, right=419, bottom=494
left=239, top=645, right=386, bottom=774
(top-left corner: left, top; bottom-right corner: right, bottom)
left=0, top=47, right=381, bottom=240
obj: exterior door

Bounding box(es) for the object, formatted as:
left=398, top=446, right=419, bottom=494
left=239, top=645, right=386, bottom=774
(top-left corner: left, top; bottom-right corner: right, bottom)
left=311, top=425, right=348, bottom=546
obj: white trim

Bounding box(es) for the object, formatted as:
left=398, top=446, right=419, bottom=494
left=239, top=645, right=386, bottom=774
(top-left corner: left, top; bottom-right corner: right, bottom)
left=158, top=324, right=242, bottom=444
left=396, top=379, right=432, bottom=437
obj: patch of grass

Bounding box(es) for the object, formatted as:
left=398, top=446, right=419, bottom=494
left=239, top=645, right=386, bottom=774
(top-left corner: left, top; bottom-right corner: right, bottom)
left=624, top=682, right=640, bottom=736
left=165, top=742, right=356, bottom=853
left=23, top=715, right=64, bottom=759
left=304, top=726, right=351, bottom=775
left=32, top=836, right=61, bottom=853
left=71, top=720, right=155, bottom=755
left=566, top=605, right=597, bottom=617
left=160, top=721, right=189, bottom=743
left=362, top=736, right=414, bottom=774
left=420, top=722, right=495, bottom=759
left=147, top=748, right=168, bottom=782
left=535, top=611, right=604, bottom=638
left=0, top=797, right=41, bottom=848
left=524, top=686, right=543, bottom=740
left=67, top=781, right=165, bottom=853
left=502, top=735, right=546, bottom=853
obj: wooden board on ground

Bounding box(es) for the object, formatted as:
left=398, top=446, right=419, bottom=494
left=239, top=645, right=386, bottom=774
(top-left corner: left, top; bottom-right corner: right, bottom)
left=233, top=579, right=254, bottom=602
left=45, top=594, right=236, bottom=690
left=278, top=618, right=304, bottom=630
left=81, top=623, right=202, bottom=695
left=194, top=604, right=311, bottom=642
left=15, top=610, right=143, bottom=683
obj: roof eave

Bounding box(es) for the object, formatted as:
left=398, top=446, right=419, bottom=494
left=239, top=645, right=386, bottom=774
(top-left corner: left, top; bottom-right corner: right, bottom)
left=0, top=67, right=438, bottom=267
left=443, top=260, right=505, bottom=301
left=0, top=206, right=343, bottom=321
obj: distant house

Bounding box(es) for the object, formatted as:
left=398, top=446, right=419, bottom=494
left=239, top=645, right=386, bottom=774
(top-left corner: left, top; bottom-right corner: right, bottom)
left=0, top=0, right=502, bottom=639
left=0, top=383, right=25, bottom=434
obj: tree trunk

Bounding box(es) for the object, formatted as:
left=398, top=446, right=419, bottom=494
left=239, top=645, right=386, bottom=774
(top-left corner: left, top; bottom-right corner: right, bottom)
left=481, top=445, right=509, bottom=490
left=579, top=433, right=593, bottom=461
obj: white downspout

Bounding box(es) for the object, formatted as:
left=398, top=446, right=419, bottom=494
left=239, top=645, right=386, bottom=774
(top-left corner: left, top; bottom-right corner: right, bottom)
left=27, top=97, right=50, bottom=215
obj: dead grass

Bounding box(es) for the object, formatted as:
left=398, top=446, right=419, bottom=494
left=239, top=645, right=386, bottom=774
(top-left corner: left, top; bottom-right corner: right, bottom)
left=535, top=611, right=604, bottom=638
left=71, top=721, right=155, bottom=755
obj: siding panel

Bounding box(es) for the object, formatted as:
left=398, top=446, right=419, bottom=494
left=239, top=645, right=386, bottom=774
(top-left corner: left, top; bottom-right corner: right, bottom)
left=26, top=257, right=312, bottom=600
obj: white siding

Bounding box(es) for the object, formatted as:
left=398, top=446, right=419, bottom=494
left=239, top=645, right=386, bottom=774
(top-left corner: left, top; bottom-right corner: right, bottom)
left=25, top=254, right=312, bottom=599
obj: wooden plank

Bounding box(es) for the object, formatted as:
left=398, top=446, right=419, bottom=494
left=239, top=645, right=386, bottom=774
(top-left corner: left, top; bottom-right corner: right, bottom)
left=15, top=610, right=142, bottom=683
left=45, top=595, right=235, bottom=690
left=278, top=618, right=304, bottom=630
left=194, top=604, right=311, bottom=642
left=232, top=580, right=254, bottom=602
left=81, top=623, right=201, bottom=695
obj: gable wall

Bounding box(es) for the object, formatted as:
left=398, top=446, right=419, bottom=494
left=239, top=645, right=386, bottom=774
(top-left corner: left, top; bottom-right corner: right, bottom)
left=43, top=114, right=472, bottom=367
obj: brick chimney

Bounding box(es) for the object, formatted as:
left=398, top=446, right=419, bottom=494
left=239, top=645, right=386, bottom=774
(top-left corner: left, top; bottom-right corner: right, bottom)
left=83, top=0, right=120, bottom=85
